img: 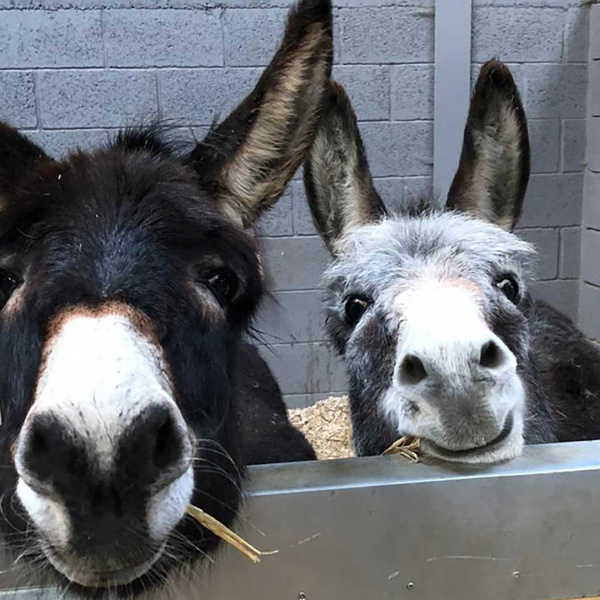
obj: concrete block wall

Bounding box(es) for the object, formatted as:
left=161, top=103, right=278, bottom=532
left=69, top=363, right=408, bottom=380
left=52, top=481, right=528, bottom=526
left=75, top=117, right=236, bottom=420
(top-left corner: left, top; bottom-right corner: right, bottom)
left=581, top=4, right=600, bottom=341
left=0, top=0, right=589, bottom=405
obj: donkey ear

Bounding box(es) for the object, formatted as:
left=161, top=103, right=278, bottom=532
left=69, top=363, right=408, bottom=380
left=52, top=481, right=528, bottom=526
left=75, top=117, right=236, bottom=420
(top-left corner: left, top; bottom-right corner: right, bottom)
left=187, top=0, right=333, bottom=228
left=446, top=59, right=530, bottom=232
left=0, top=123, right=49, bottom=198
left=303, top=80, right=387, bottom=256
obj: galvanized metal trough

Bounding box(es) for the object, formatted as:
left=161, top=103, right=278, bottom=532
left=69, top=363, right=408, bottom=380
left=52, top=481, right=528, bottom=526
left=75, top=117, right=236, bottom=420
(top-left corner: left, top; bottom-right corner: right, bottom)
left=2, top=440, right=600, bottom=600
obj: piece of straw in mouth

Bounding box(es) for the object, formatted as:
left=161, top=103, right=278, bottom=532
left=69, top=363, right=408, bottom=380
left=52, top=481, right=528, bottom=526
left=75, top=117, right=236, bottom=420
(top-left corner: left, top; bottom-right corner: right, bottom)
left=186, top=505, right=278, bottom=564
left=382, top=436, right=421, bottom=462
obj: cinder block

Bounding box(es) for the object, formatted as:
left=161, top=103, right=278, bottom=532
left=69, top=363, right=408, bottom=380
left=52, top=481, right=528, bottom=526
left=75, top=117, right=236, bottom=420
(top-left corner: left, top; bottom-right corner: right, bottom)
left=260, top=236, right=330, bottom=291
left=525, top=64, right=587, bottom=119
left=38, top=70, right=157, bottom=129
left=528, top=119, right=560, bottom=174
left=254, top=291, right=326, bottom=344
left=591, top=62, right=600, bottom=117
left=560, top=227, right=581, bottom=280
left=292, top=164, right=305, bottom=182
left=340, top=8, right=433, bottom=64
left=566, top=7, right=589, bottom=63
left=532, top=279, right=579, bottom=322
left=0, top=72, right=36, bottom=128
left=26, top=129, right=110, bottom=158
left=517, top=228, right=559, bottom=281
left=308, top=0, right=433, bottom=6
left=333, top=66, right=390, bottom=121
left=167, top=126, right=211, bottom=150
left=161, top=68, right=261, bottom=126
left=563, top=119, right=586, bottom=173
left=583, top=171, right=600, bottom=230
left=519, top=174, right=583, bottom=228
left=283, top=395, right=312, bottom=410
left=260, top=342, right=330, bottom=395
left=591, top=6, right=600, bottom=60
left=169, top=0, right=295, bottom=6
left=291, top=180, right=317, bottom=237
left=588, top=117, right=600, bottom=173
left=0, top=10, right=102, bottom=68
left=328, top=352, right=348, bottom=393
left=580, top=283, right=600, bottom=341
left=473, top=7, right=564, bottom=63
left=224, top=9, right=287, bottom=67
left=283, top=393, right=337, bottom=410
left=259, top=191, right=293, bottom=237
left=0, top=0, right=434, bottom=6
left=374, top=178, right=405, bottom=215
left=391, top=64, right=434, bottom=121
left=582, top=229, right=600, bottom=287
left=105, top=9, right=223, bottom=67
left=375, top=177, right=404, bottom=214
left=360, top=121, right=433, bottom=178
left=405, top=176, right=434, bottom=205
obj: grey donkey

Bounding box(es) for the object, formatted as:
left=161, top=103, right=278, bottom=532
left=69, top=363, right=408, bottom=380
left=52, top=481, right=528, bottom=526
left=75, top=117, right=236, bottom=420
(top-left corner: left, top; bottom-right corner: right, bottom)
left=303, top=59, right=600, bottom=464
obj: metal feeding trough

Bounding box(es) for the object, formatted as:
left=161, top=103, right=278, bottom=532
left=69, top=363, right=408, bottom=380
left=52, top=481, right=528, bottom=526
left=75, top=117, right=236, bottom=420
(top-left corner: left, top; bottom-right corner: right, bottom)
left=3, top=441, right=600, bottom=600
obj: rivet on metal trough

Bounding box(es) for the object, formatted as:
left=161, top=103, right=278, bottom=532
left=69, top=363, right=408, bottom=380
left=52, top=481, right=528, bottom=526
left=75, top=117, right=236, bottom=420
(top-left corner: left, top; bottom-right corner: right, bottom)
left=406, top=582, right=415, bottom=590
left=512, top=571, right=520, bottom=579
left=298, top=593, right=307, bottom=599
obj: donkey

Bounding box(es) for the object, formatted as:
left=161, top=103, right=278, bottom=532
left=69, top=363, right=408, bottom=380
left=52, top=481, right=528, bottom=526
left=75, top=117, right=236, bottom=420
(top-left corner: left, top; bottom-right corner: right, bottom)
left=0, top=0, right=331, bottom=595
left=304, top=59, right=600, bottom=464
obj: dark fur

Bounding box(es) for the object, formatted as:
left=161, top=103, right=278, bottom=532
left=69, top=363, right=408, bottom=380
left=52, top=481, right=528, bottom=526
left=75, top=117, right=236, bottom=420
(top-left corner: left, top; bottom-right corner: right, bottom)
left=304, top=81, right=387, bottom=255
left=447, top=60, right=531, bottom=231
left=0, top=0, right=331, bottom=595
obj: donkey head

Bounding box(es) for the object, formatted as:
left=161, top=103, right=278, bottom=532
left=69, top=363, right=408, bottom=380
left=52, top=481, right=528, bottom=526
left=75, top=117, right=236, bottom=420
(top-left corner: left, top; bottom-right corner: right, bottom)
left=305, top=60, right=535, bottom=464
left=0, top=0, right=332, bottom=595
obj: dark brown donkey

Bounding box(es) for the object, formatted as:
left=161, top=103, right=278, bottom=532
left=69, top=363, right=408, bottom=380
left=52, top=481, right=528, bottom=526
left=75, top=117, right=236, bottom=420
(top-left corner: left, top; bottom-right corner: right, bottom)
left=0, top=0, right=331, bottom=596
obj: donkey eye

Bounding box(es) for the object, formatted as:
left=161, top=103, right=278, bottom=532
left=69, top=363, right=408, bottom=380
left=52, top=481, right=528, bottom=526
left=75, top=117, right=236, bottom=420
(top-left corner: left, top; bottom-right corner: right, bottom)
left=495, top=275, right=519, bottom=304
left=0, top=269, right=22, bottom=308
left=203, top=268, right=238, bottom=307
left=344, top=296, right=370, bottom=326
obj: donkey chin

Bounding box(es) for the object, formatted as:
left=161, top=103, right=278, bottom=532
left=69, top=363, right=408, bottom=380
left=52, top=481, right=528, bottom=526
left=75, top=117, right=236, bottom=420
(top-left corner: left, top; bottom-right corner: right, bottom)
left=16, top=467, right=195, bottom=588
left=383, top=372, right=527, bottom=465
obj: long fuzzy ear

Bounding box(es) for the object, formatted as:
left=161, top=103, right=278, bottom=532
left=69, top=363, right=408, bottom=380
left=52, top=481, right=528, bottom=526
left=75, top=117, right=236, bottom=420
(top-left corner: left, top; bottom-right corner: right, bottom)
left=0, top=123, right=49, bottom=198
left=303, top=80, right=387, bottom=256
left=446, top=59, right=530, bottom=232
left=188, top=0, right=333, bottom=228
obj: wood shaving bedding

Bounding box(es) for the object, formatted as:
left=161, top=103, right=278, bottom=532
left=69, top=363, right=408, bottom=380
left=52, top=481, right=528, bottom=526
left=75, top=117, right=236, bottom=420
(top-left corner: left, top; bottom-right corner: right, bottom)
left=289, top=396, right=356, bottom=460
left=289, top=395, right=421, bottom=462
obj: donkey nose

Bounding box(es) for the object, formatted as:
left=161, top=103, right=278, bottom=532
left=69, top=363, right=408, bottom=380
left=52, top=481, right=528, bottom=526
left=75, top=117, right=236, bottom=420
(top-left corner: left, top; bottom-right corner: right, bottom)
left=20, top=403, right=189, bottom=494
left=397, top=336, right=514, bottom=386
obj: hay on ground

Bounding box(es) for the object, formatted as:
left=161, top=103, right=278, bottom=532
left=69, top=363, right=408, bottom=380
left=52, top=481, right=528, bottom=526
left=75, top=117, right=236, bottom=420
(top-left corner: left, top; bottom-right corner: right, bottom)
left=289, top=396, right=356, bottom=460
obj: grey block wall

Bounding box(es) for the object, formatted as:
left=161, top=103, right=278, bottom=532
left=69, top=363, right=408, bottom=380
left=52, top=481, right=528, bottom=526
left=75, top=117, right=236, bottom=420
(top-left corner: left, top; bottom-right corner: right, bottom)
left=581, top=4, right=600, bottom=341
left=0, top=0, right=589, bottom=405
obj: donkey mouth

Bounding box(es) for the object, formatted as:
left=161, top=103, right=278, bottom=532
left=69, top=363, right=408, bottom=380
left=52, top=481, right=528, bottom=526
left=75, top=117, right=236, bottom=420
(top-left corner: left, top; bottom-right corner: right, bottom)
left=424, top=412, right=515, bottom=462
left=43, top=543, right=164, bottom=588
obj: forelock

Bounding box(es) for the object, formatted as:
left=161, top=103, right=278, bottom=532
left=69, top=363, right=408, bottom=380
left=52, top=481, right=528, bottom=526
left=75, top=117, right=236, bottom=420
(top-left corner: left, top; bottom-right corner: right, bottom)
left=324, top=212, right=537, bottom=296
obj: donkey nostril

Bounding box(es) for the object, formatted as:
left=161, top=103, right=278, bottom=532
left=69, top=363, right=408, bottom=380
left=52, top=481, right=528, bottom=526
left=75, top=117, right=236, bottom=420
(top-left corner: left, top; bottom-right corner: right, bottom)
left=30, top=426, right=50, bottom=456
left=400, top=354, right=428, bottom=385
left=152, top=412, right=183, bottom=471
left=479, top=340, right=503, bottom=369
left=23, top=415, right=87, bottom=484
